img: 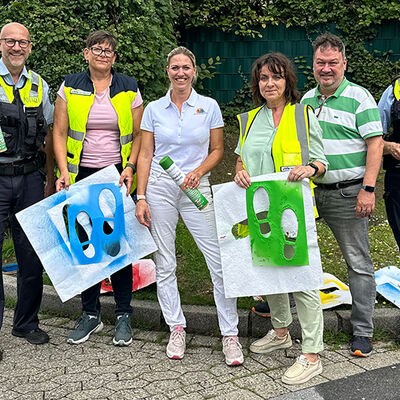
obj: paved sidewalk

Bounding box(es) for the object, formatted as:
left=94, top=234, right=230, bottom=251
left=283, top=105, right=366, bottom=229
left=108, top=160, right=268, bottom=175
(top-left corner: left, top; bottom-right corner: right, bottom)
left=1, top=308, right=400, bottom=400
left=4, top=275, right=400, bottom=338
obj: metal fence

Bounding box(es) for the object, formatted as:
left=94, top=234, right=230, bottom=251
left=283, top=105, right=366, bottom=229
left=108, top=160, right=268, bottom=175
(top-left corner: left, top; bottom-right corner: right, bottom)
left=182, top=21, right=400, bottom=104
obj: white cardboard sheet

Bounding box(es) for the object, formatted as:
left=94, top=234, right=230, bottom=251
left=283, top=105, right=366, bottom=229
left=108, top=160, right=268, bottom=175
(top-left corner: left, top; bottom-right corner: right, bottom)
left=16, top=165, right=157, bottom=302
left=213, top=172, right=323, bottom=298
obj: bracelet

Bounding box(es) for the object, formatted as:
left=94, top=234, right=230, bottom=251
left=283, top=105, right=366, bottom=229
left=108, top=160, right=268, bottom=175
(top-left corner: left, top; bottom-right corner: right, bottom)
left=136, top=194, right=146, bottom=201
left=125, top=162, right=136, bottom=172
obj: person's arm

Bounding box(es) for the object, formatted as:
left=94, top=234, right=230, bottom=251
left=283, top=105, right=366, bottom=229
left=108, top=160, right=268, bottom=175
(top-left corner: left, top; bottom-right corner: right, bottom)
left=234, top=156, right=251, bottom=188
left=355, top=135, right=384, bottom=217
left=43, top=127, right=56, bottom=197
left=378, top=85, right=398, bottom=156
left=182, top=127, right=223, bottom=189
left=383, top=140, right=400, bottom=157
left=52, top=95, right=70, bottom=191
left=41, top=80, right=56, bottom=197
left=287, top=161, right=326, bottom=182
left=378, top=85, right=394, bottom=135
left=135, top=129, right=154, bottom=227
left=119, top=104, right=144, bottom=195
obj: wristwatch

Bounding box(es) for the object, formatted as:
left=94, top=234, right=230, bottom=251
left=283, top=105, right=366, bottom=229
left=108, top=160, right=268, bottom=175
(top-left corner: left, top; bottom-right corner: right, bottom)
left=136, top=194, right=146, bottom=201
left=308, top=162, right=319, bottom=177
left=361, top=185, right=376, bottom=193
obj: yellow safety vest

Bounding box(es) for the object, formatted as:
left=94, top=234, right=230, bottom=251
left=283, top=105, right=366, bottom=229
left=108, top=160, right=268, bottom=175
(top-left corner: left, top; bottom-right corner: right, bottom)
left=237, top=103, right=318, bottom=217
left=62, top=71, right=137, bottom=187
left=0, top=70, right=47, bottom=158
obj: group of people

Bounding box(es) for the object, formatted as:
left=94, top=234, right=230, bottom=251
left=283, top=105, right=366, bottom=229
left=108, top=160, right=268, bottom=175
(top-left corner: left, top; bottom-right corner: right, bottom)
left=0, top=21, right=398, bottom=385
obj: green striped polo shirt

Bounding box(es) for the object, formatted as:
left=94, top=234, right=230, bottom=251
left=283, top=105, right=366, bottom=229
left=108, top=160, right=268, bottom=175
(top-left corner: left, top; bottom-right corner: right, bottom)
left=301, top=78, right=382, bottom=184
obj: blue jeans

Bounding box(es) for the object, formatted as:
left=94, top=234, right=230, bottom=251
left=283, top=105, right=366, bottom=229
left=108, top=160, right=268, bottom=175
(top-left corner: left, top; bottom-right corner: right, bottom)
left=315, top=183, right=375, bottom=337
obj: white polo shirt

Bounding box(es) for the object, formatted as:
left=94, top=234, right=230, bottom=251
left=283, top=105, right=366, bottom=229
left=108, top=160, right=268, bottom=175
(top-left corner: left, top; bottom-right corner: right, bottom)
left=141, top=88, right=224, bottom=174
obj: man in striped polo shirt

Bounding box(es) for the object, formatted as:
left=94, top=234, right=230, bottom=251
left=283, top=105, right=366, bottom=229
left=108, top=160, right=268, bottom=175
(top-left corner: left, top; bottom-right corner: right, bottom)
left=302, top=33, right=383, bottom=357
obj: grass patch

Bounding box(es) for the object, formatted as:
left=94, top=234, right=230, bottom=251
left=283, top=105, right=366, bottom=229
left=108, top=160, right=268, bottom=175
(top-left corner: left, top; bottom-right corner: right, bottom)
left=372, top=328, right=392, bottom=342
left=323, top=328, right=351, bottom=346
left=3, top=123, right=400, bottom=312
left=2, top=230, right=15, bottom=265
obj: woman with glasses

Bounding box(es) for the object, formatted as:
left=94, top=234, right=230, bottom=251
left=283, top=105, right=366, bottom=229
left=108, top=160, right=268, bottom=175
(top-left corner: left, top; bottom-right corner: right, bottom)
left=53, top=30, right=143, bottom=347
left=135, top=47, right=243, bottom=366
left=234, top=53, right=327, bottom=385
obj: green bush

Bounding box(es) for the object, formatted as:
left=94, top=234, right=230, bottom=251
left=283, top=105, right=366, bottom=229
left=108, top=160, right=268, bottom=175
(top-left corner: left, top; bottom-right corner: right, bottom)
left=0, top=0, right=177, bottom=101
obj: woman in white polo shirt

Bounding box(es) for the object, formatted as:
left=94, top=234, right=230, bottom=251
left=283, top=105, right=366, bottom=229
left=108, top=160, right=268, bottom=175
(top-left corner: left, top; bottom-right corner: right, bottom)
left=135, top=47, right=243, bottom=366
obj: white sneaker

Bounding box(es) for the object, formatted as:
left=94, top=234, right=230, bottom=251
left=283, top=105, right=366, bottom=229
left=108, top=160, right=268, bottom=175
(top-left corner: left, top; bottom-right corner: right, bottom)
left=222, top=336, right=244, bottom=366
left=166, top=325, right=186, bottom=360
left=282, top=355, right=323, bottom=385
left=250, top=329, right=292, bottom=354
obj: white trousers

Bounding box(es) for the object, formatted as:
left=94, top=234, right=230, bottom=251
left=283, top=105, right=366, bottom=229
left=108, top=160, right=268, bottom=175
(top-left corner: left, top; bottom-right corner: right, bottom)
left=146, top=171, right=239, bottom=336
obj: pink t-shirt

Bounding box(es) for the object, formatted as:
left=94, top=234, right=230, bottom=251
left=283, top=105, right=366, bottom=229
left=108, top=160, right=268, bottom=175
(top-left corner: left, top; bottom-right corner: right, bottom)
left=58, top=81, right=142, bottom=168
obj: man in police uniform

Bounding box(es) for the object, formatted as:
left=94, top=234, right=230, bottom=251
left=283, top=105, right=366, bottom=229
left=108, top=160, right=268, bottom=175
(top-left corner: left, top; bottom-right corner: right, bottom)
left=378, top=76, right=400, bottom=345
left=0, top=22, right=54, bottom=346
left=302, top=33, right=383, bottom=357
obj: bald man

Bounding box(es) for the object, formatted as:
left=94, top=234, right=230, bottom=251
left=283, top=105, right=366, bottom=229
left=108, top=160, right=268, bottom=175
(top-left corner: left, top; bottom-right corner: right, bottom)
left=0, top=23, right=54, bottom=345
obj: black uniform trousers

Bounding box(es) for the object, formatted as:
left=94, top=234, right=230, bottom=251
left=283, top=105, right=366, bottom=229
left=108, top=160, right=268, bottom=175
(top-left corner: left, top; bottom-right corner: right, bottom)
left=384, top=169, right=400, bottom=250
left=0, top=170, right=44, bottom=331
left=76, top=165, right=133, bottom=317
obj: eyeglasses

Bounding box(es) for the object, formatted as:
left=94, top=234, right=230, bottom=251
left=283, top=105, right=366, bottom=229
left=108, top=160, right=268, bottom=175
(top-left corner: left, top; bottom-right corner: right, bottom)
left=0, top=38, right=31, bottom=49
left=89, top=47, right=115, bottom=57
left=316, top=95, right=327, bottom=118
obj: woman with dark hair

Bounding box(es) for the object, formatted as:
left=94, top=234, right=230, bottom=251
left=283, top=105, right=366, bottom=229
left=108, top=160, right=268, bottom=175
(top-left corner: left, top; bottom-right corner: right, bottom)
left=234, top=53, right=327, bottom=385
left=53, top=30, right=143, bottom=346
left=135, top=46, right=243, bottom=366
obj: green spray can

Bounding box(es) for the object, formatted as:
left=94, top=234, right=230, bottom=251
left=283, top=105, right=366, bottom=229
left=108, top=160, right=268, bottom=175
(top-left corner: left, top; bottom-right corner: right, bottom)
left=159, top=156, right=209, bottom=210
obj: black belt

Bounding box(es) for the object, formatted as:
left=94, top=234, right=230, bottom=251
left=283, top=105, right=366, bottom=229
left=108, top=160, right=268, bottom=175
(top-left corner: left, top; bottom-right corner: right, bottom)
left=316, top=178, right=363, bottom=190
left=0, top=157, right=42, bottom=176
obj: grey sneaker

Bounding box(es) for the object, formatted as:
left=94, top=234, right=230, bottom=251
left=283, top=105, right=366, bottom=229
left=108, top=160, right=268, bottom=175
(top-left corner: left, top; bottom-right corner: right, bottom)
left=67, top=312, right=103, bottom=344
left=113, top=313, right=133, bottom=346
left=250, top=329, right=292, bottom=354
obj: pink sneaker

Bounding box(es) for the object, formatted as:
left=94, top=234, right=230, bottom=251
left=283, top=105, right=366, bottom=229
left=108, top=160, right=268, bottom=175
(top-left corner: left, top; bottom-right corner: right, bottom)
left=166, top=325, right=186, bottom=359
left=222, top=336, right=244, bottom=366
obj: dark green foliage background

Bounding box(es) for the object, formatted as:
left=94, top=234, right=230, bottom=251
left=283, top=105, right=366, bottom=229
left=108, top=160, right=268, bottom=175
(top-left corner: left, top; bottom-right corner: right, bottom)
left=0, top=0, right=177, bottom=101
left=175, top=1, right=400, bottom=102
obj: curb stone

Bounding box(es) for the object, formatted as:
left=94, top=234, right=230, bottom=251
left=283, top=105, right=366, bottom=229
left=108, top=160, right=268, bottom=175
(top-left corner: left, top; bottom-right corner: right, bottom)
left=4, top=274, right=400, bottom=337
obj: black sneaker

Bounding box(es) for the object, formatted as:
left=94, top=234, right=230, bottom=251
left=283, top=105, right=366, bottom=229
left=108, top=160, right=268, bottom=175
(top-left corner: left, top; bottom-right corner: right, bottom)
left=350, top=335, right=372, bottom=357
left=12, top=327, right=49, bottom=345
left=113, top=313, right=133, bottom=346
left=67, top=312, right=103, bottom=344
left=252, top=302, right=272, bottom=317
left=252, top=295, right=297, bottom=318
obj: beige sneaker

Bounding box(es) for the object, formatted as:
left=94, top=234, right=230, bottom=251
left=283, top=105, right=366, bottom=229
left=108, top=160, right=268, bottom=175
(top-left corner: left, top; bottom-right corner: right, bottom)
left=282, top=355, right=323, bottom=385
left=250, top=329, right=292, bottom=354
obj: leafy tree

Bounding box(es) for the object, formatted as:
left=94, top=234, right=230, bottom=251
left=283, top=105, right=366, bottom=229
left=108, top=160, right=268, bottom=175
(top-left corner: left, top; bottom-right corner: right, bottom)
left=0, top=0, right=177, bottom=101
left=174, top=0, right=400, bottom=99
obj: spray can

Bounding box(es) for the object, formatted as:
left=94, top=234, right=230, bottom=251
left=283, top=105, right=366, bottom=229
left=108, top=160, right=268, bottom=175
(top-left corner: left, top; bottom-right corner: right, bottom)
left=0, top=127, right=6, bottom=153
left=159, top=156, right=209, bottom=210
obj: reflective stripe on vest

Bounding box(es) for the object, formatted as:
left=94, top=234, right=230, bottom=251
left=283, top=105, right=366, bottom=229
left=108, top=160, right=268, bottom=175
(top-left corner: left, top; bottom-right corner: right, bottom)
left=237, top=103, right=318, bottom=217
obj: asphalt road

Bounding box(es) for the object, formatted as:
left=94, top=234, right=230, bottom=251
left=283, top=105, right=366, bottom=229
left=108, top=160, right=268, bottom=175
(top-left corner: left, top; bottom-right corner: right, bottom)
left=271, top=363, right=400, bottom=400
